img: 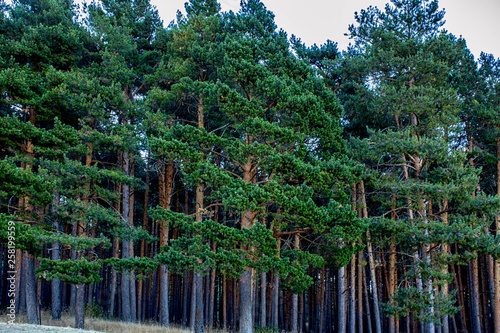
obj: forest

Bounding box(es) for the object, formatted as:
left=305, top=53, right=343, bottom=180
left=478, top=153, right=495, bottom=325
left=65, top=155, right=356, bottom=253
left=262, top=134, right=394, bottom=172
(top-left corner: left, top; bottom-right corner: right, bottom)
left=0, top=0, right=499, bottom=332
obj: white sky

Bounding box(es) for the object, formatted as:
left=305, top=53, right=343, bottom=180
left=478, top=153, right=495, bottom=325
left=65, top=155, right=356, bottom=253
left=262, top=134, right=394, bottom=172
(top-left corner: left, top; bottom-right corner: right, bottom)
left=151, top=0, right=500, bottom=60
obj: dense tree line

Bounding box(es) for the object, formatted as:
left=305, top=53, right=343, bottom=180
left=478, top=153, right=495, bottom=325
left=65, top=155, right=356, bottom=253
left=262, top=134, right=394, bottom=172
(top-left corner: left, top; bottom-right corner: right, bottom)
left=0, top=0, right=499, bottom=332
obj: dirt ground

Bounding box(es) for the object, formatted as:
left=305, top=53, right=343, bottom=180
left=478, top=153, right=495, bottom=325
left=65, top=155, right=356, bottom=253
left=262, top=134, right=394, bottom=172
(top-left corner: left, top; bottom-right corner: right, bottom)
left=0, top=322, right=101, bottom=332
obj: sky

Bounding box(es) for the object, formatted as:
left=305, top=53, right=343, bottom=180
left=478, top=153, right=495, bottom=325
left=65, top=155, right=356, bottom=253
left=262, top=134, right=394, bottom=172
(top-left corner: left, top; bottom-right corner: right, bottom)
left=150, top=0, right=500, bottom=60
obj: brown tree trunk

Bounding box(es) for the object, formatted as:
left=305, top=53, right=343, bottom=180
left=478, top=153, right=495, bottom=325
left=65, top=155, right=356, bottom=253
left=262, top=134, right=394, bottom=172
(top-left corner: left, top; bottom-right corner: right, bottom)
left=159, top=161, right=174, bottom=326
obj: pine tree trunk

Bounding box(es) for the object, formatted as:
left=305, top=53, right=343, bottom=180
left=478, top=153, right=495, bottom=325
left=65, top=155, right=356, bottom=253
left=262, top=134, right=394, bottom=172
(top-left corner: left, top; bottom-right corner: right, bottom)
left=121, top=151, right=132, bottom=322
left=195, top=272, right=205, bottom=333
left=494, top=136, right=500, bottom=333
left=137, top=153, right=149, bottom=322
left=388, top=241, right=396, bottom=333
left=75, top=283, right=85, bottom=329
left=349, top=185, right=357, bottom=333
left=360, top=180, right=381, bottom=333
left=338, top=265, right=346, bottom=333
left=272, top=239, right=281, bottom=329
left=191, top=273, right=196, bottom=331
left=363, top=269, right=373, bottom=333
left=291, top=234, right=300, bottom=333
left=208, top=267, right=216, bottom=329
left=15, top=249, right=22, bottom=314
left=470, top=258, right=482, bottom=333
left=357, top=250, right=364, bottom=333
left=348, top=252, right=356, bottom=333
left=109, top=235, right=119, bottom=317
left=159, top=161, right=174, bottom=326
left=51, top=196, right=62, bottom=321
left=442, top=201, right=450, bottom=333
left=129, top=162, right=137, bottom=323
left=260, top=272, right=267, bottom=328
left=24, top=252, right=39, bottom=325
left=240, top=269, right=253, bottom=333
left=183, top=271, right=189, bottom=326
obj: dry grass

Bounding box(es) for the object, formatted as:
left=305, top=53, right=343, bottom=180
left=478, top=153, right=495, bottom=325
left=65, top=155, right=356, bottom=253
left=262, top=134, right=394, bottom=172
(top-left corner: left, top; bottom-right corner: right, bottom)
left=13, top=311, right=191, bottom=333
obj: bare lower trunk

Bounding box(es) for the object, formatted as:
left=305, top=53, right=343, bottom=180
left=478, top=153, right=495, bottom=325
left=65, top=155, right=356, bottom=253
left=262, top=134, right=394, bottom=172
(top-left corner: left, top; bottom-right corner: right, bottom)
left=240, top=269, right=253, bottom=333
left=260, top=272, right=267, bottom=328
left=349, top=252, right=356, bottom=333
left=388, top=242, right=396, bottom=333
left=442, top=202, right=450, bottom=333
left=183, top=271, right=189, bottom=326
left=357, top=250, right=364, bottom=333
left=338, top=265, right=346, bottom=333
left=159, top=160, right=174, bottom=326
left=109, top=236, right=119, bottom=317
left=160, top=265, right=169, bottom=326
left=15, top=249, right=22, bottom=314
left=291, top=234, right=299, bottom=333
left=360, top=180, right=381, bottom=333
left=470, top=257, right=482, bottom=333
left=495, top=137, right=500, bottom=333
left=24, top=252, right=39, bottom=325
left=75, top=284, right=85, bottom=329
left=190, top=276, right=196, bottom=331
left=121, top=151, right=132, bottom=322
left=208, top=267, right=216, bottom=329
left=51, top=223, right=61, bottom=320
left=194, top=272, right=204, bottom=333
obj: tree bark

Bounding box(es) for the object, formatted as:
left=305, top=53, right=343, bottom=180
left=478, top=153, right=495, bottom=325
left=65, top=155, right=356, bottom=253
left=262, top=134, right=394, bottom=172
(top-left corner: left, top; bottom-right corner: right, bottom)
left=194, top=272, right=205, bottom=333
left=441, top=201, right=450, bottom=333
left=159, top=160, right=174, bottom=326
left=494, top=136, right=500, bottom=333
left=75, top=283, right=85, bottom=329
left=240, top=269, right=253, bottom=333
left=24, top=252, right=39, bottom=325
left=360, top=180, right=381, bottom=333
left=470, top=258, right=482, bottom=333
left=121, top=151, right=132, bottom=322
left=291, top=234, right=300, bottom=333
left=338, top=265, right=346, bottom=333
left=51, top=197, right=62, bottom=321
left=260, top=272, right=267, bottom=328
left=137, top=152, right=150, bottom=322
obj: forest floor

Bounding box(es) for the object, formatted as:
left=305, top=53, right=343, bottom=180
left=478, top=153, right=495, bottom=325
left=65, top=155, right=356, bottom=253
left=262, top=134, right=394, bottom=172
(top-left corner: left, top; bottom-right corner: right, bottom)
left=0, top=312, right=192, bottom=333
